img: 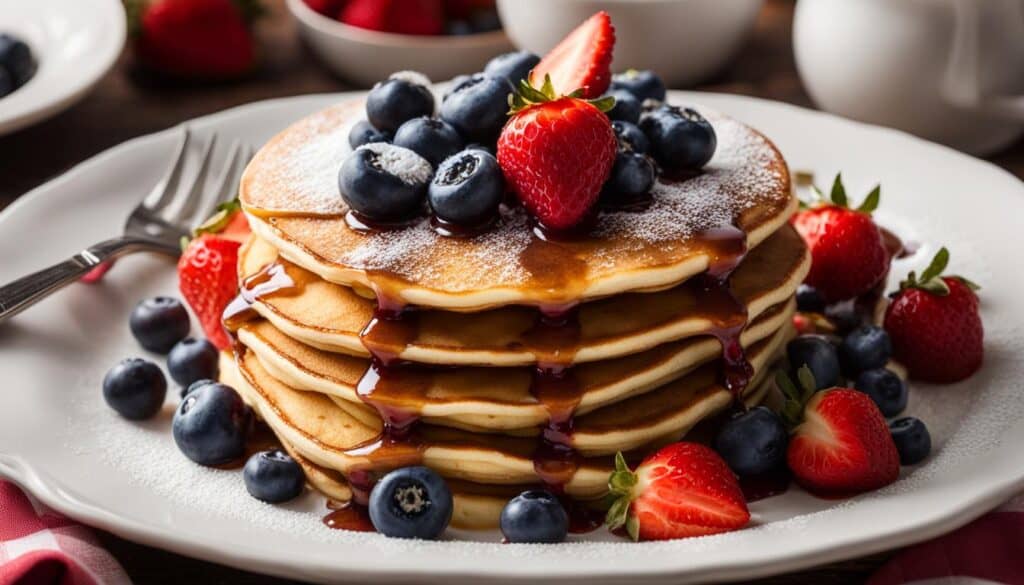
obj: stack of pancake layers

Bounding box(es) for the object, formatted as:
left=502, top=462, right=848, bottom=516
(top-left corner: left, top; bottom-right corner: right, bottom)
left=220, top=99, right=809, bottom=529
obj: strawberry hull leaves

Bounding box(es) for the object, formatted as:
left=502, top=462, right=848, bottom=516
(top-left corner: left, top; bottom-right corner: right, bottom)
left=885, top=247, right=984, bottom=383
left=792, top=173, right=890, bottom=302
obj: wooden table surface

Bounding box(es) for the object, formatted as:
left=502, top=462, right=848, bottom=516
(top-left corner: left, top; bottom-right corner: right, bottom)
left=2, top=1, right=1021, bottom=583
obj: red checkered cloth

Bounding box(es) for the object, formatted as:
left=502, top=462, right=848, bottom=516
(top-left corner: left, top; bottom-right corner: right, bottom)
left=0, top=481, right=129, bottom=585
left=868, top=494, right=1024, bottom=585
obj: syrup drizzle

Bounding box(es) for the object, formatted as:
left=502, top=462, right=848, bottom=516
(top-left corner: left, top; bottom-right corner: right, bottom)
left=226, top=218, right=758, bottom=520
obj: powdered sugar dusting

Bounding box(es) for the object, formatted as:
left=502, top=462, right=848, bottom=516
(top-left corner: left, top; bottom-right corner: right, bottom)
left=389, top=70, right=432, bottom=88
left=596, top=113, right=785, bottom=243
left=247, top=102, right=789, bottom=290
left=357, top=143, right=433, bottom=185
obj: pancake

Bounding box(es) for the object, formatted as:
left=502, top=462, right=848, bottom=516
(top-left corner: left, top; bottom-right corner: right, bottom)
left=236, top=299, right=794, bottom=432
left=220, top=356, right=522, bottom=530
left=234, top=223, right=809, bottom=366
left=225, top=323, right=789, bottom=501
left=240, top=99, right=795, bottom=311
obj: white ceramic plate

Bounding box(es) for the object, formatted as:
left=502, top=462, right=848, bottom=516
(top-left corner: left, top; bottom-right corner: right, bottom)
left=0, top=0, right=125, bottom=136
left=1, top=92, right=1023, bottom=584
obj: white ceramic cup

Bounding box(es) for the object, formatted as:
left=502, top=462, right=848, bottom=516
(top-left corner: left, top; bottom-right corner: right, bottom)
left=794, top=0, right=1024, bottom=156
left=496, top=0, right=764, bottom=88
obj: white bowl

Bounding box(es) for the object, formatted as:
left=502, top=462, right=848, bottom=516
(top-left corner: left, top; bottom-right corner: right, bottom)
left=0, top=0, right=125, bottom=136
left=286, top=0, right=514, bottom=87
left=496, top=0, right=763, bottom=88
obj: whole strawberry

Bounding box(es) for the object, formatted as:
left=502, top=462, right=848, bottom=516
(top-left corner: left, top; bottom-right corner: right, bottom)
left=497, top=76, right=617, bottom=231
left=791, top=174, right=890, bottom=303
left=779, top=368, right=900, bottom=494
left=605, top=443, right=750, bottom=541
left=178, top=203, right=251, bottom=350
left=131, top=0, right=259, bottom=79
left=884, top=247, right=983, bottom=383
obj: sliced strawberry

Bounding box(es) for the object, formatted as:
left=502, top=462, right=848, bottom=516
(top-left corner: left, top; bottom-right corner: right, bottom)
left=178, top=235, right=241, bottom=350
left=786, top=387, right=899, bottom=494
left=529, top=11, right=615, bottom=98
left=606, top=443, right=750, bottom=541
left=884, top=248, right=983, bottom=383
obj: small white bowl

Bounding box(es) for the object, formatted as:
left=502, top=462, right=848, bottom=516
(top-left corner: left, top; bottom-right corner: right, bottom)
left=0, top=0, right=125, bottom=136
left=496, top=0, right=763, bottom=88
left=286, top=0, right=514, bottom=87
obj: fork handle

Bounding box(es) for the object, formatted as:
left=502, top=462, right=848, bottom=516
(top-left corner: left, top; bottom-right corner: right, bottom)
left=0, top=238, right=162, bottom=323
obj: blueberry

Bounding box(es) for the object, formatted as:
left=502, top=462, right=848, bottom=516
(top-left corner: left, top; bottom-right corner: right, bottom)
left=338, top=143, right=432, bottom=222
left=172, top=382, right=252, bottom=466
left=368, top=466, right=453, bottom=539
left=601, top=152, right=655, bottom=206
left=889, top=417, right=931, bottom=465
left=348, top=120, right=391, bottom=149
left=365, top=72, right=435, bottom=133
left=439, top=73, right=512, bottom=144
left=611, top=70, right=666, bottom=103
left=483, top=50, right=539, bottom=85
left=393, top=117, right=465, bottom=166
left=243, top=450, right=305, bottom=503
left=639, top=106, right=717, bottom=171
left=605, top=89, right=642, bottom=124
left=0, top=68, right=12, bottom=98
left=611, top=120, right=649, bottom=154
left=167, top=337, right=219, bottom=387
left=446, top=74, right=472, bottom=97
left=429, top=149, right=504, bottom=228
left=499, top=490, right=568, bottom=543
left=129, top=296, right=191, bottom=354
left=825, top=301, right=864, bottom=335
left=713, top=406, right=789, bottom=477
left=786, top=335, right=841, bottom=390
left=102, top=358, right=167, bottom=420
left=0, top=34, right=34, bottom=88
left=464, top=142, right=494, bottom=156
left=855, top=368, right=907, bottom=417
left=181, top=378, right=215, bottom=399
left=796, top=284, right=826, bottom=313
left=839, top=325, right=893, bottom=375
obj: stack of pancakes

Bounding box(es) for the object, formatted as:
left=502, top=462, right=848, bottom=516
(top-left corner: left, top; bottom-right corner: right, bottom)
left=219, top=100, right=809, bottom=529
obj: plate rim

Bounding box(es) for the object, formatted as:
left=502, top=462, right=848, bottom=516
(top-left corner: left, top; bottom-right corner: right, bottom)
left=2, top=90, right=1023, bottom=584
left=0, top=0, right=127, bottom=136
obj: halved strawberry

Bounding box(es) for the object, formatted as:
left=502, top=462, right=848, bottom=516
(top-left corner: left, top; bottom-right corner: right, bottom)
left=780, top=369, right=899, bottom=494
left=605, top=443, right=750, bottom=541
left=178, top=203, right=251, bottom=350
left=529, top=11, right=615, bottom=99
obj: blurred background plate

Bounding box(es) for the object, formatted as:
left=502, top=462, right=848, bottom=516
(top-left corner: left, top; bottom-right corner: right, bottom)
left=0, top=0, right=126, bottom=136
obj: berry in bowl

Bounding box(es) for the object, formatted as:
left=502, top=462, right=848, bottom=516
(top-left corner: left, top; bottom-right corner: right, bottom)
left=287, top=0, right=513, bottom=86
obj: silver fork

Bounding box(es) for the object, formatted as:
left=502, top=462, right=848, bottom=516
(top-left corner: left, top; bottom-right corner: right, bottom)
left=0, top=128, right=253, bottom=323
